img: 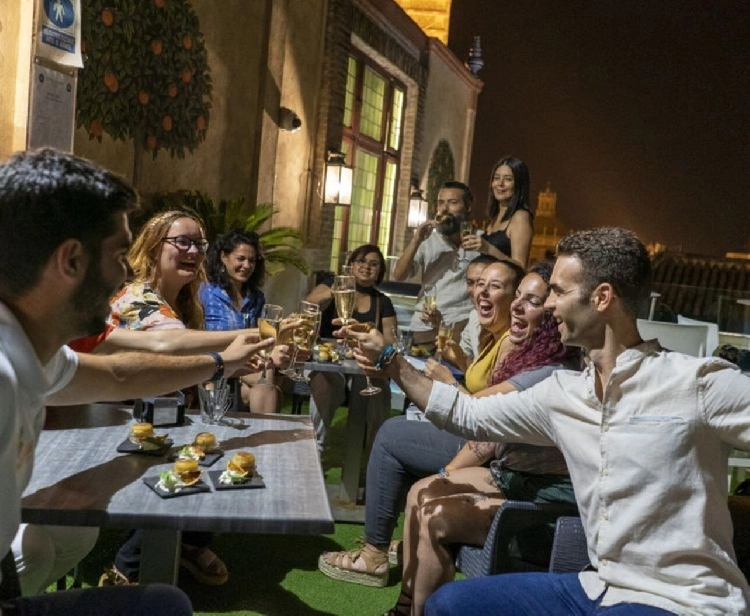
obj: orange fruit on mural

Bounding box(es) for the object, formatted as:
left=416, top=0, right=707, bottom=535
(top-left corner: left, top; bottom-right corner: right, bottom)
left=89, top=120, right=103, bottom=139
left=181, top=68, right=193, bottom=83
left=196, top=115, right=206, bottom=131
left=147, top=135, right=158, bottom=150
left=182, top=35, right=193, bottom=50
left=162, top=116, right=173, bottom=131
left=151, top=40, right=163, bottom=56
left=103, top=71, right=119, bottom=93
left=138, top=91, right=149, bottom=105
left=168, top=84, right=178, bottom=98
left=154, top=0, right=166, bottom=7
left=101, top=9, right=114, bottom=27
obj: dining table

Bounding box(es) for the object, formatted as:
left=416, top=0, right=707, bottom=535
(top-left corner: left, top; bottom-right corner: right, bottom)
left=22, top=404, right=334, bottom=584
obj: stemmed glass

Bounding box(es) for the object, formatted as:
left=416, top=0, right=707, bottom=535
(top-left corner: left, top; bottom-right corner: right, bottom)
left=256, top=304, right=284, bottom=385
left=281, top=301, right=320, bottom=382
left=333, top=276, right=382, bottom=396
left=434, top=320, right=454, bottom=363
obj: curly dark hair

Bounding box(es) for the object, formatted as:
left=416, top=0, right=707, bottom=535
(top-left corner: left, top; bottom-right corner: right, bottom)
left=205, top=228, right=265, bottom=296
left=490, top=261, right=568, bottom=385
left=556, top=227, right=651, bottom=318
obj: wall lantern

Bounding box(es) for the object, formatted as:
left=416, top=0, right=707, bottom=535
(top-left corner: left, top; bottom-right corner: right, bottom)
left=407, top=187, right=428, bottom=228
left=324, top=150, right=353, bottom=206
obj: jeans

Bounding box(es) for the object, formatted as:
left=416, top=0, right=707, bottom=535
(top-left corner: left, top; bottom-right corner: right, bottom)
left=424, top=572, right=675, bottom=615
left=114, top=530, right=211, bottom=581
left=365, top=414, right=464, bottom=547
left=4, top=584, right=192, bottom=615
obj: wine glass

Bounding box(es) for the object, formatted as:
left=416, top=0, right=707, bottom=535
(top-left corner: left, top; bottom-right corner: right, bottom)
left=340, top=264, right=353, bottom=276
left=281, top=301, right=320, bottom=382
left=256, top=304, right=283, bottom=385
left=434, top=320, right=454, bottom=363
left=423, top=284, right=437, bottom=321
left=333, top=275, right=356, bottom=355
left=460, top=220, right=475, bottom=238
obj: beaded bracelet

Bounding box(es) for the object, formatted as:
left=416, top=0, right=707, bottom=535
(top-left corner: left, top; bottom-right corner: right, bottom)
left=374, top=344, right=399, bottom=370
left=205, top=351, right=225, bottom=382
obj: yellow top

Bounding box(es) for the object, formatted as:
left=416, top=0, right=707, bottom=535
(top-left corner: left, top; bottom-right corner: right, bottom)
left=463, top=331, right=509, bottom=393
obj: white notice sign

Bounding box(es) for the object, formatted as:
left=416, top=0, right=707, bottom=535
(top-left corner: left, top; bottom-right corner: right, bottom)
left=28, top=64, right=77, bottom=152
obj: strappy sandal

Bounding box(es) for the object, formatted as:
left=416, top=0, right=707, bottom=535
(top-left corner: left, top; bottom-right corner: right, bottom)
left=98, top=564, right=135, bottom=587
left=318, top=546, right=389, bottom=587
left=179, top=544, right=229, bottom=586
left=383, top=591, right=412, bottom=615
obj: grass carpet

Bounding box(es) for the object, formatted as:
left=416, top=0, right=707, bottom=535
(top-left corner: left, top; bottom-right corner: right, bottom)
left=72, top=405, right=406, bottom=615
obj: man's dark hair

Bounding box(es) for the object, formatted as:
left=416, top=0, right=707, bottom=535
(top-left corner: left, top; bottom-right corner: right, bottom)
left=469, top=255, right=500, bottom=267
left=556, top=227, right=652, bottom=318
left=439, top=180, right=473, bottom=212
left=0, top=148, right=137, bottom=301
left=206, top=228, right=266, bottom=294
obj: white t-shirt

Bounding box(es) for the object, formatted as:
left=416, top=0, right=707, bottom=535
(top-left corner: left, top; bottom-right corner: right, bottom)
left=0, top=301, right=78, bottom=566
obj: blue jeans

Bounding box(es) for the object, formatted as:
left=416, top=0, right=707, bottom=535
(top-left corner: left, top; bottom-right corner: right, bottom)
left=4, top=584, right=192, bottom=615
left=424, top=572, right=675, bottom=615
left=365, top=414, right=464, bottom=547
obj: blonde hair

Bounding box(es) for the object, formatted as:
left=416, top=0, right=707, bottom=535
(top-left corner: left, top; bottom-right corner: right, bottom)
left=128, top=210, right=206, bottom=329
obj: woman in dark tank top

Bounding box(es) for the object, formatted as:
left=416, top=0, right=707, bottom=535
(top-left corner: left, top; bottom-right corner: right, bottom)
left=460, top=156, right=534, bottom=267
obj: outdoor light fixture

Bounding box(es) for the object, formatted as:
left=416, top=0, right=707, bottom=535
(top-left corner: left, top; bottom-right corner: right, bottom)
left=324, top=149, right=353, bottom=206
left=407, top=187, right=428, bottom=228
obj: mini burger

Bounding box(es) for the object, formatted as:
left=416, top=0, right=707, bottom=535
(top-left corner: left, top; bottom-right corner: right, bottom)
left=194, top=432, right=217, bottom=452
left=157, top=458, right=203, bottom=492
left=129, top=422, right=168, bottom=451
left=219, top=451, right=256, bottom=485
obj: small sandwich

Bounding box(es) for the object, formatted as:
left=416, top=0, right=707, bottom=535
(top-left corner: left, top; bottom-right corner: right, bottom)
left=157, top=458, right=203, bottom=493
left=129, top=422, right=168, bottom=451
left=176, top=432, right=217, bottom=461
left=194, top=432, right=218, bottom=453
left=219, top=451, right=256, bottom=485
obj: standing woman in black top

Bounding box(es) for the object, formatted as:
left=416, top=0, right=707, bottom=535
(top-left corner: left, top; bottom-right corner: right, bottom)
left=306, top=244, right=397, bottom=450
left=461, top=156, right=533, bottom=267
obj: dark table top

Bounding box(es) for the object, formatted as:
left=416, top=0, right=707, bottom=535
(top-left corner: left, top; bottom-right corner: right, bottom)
left=22, top=405, right=334, bottom=535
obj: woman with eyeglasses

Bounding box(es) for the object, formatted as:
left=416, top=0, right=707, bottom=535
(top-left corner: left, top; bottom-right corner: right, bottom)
left=306, top=244, right=397, bottom=450
left=107, top=210, right=229, bottom=586
left=198, top=229, right=279, bottom=412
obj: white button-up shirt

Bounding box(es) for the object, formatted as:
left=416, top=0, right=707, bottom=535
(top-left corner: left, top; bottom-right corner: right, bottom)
left=425, top=341, right=750, bottom=615
left=408, top=232, right=479, bottom=332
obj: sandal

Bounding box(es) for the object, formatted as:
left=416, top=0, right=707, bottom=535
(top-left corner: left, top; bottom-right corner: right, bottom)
left=98, top=564, right=135, bottom=587
left=388, top=539, right=403, bottom=566
left=384, top=591, right=412, bottom=615
left=318, top=546, right=389, bottom=587
left=179, top=544, right=229, bottom=586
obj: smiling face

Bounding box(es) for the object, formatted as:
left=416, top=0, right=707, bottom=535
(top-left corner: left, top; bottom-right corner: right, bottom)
left=545, top=255, right=603, bottom=349
left=508, top=272, right=549, bottom=345
left=466, top=261, right=488, bottom=309
left=435, top=187, right=467, bottom=234
left=221, top=243, right=256, bottom=287
left=474, top=262, right=517, bottom=336
left=491, top=164, right=515, bottom=206
left=157, top=217, right=206, bottom=288
left=352, top=251, right=381, bottom=287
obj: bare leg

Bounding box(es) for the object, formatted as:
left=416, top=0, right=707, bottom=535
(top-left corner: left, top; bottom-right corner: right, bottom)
left=242, top=369, right=280, bottom=413
left=402, top=467, right=504, bottom=615
left=309, top=371, right=346, bottom=449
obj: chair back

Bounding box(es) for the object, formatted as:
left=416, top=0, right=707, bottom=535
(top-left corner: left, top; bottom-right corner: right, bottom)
left=677, top=315, right=719, bottom=356
left=636, top=319, right=709, bottom=357
left=549, top=516, right=589, bottom=573
left=0, top=550, right=21, bottom=601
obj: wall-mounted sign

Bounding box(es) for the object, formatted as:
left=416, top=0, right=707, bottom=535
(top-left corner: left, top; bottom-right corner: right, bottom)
left=36, top=0, right=83, bottom=68
left=28, top=63, right=77, bottom=152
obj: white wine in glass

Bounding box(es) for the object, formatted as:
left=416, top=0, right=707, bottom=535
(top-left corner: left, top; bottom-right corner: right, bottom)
left=256, top=304, right=283, bottom=384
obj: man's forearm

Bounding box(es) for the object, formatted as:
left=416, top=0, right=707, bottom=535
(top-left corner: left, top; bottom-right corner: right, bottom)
left=97, top=328, right=257, bottom=355
left=47, top=352, right=221, bottom=405
left=385, top=355, right=435, bottom=408
left=392, top=240, right=419, bottom=281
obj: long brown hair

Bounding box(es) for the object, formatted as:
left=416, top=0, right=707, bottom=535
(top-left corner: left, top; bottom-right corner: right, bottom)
left=128, top=210, right=206, bottom=329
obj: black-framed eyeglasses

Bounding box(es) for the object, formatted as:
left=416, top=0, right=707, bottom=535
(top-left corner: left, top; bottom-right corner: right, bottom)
left=164, top=236, right=209, bottom=253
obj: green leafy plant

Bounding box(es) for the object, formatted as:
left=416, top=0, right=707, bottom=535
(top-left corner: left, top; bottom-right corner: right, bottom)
left=136, top=190, right=308, bottom=276
left=77, top=0, right=212, bottom=161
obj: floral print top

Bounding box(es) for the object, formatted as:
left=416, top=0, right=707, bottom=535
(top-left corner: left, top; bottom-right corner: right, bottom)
left=108, top=282, right=185, bottom=331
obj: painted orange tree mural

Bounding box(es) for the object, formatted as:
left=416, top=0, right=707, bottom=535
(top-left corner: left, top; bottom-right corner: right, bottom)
left=77, top=0, right=212, bottom=181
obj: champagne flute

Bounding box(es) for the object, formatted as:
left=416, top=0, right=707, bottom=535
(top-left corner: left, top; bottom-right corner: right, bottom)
left=460, top=220, right=475, bottom=238
left=256, top=304, right=283, bottom=385
left=423, top=284, right=437, bottom=320
left=282, top=301, right=320, bottom=381
left=434, top=320, right=454, bottom=363
left=340, top=265, right=353, bottom=276
left=333, top=275, right=356, bottom=355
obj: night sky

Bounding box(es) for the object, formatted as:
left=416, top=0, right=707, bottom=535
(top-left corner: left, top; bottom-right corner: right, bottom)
left=448, top=1, right=749, bottom=257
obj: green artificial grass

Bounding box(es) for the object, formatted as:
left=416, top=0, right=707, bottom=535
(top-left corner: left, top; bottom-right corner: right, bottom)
left=69, top=404, right=406, bottom=615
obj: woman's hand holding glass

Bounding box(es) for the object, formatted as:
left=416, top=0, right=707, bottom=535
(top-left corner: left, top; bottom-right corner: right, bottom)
left=434, top=320, right=454, bottom=362
left=256, top=304, right=284, bottom=384
left=424, top=358, right=454, bottom=384
left=281, top=301, right=320, bottom=382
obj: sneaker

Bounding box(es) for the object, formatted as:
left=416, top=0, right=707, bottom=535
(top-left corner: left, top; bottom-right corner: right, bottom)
left=318, top=546, right=389, bottom=587
left=98, top=564, right=134, bottom=587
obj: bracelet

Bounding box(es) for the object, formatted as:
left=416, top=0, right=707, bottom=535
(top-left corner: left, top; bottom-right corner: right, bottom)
left=447, top=380, right=459, bottom=388
left=206, top=351, right=224, bottom=382
left=375, top=344, right=399, bottom=370
left=438, top=467, right=451, bottom=479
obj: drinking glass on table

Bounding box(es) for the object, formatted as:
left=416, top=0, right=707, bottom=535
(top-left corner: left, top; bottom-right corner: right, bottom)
left=434, top=320, right=454, bottom=363
left=256, top=304, right=283, bottom=385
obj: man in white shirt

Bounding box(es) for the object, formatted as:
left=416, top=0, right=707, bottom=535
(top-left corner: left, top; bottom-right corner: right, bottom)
left=392, top=181, right=479, bottom=352
left=0, top=149, right=269, bottom=614
left=349, top=227, right=750, bottom=615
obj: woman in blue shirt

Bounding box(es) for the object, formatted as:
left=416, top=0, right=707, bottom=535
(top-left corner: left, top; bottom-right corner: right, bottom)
left=200, top=229, right=277, bottom=411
